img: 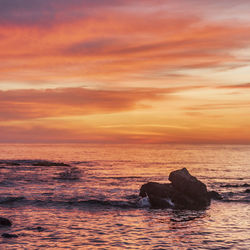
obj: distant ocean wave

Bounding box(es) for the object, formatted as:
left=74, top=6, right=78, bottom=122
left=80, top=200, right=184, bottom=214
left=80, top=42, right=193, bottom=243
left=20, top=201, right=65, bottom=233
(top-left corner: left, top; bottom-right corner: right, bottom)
left=0, top=144, right=250, bottom=249
left=1, top=195, right=249, bottom=211
left=0, top=159, right=71, bottom=167
left=0, top=159, right=250, bottom=209
left=0, top=196, right=139, bottom=209
left=220, top=183, right=250, bottom=188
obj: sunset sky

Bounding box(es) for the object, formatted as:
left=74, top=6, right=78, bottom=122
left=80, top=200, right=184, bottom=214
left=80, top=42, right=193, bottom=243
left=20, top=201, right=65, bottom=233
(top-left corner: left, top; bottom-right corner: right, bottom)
left=1, top=0, right=250, bottom=144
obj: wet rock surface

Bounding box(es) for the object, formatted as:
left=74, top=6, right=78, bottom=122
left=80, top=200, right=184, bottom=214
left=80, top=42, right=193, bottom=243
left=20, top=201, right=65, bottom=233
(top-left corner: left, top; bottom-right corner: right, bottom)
left=53, top=167, right=82, bottom=180
left=208, top=191, right=223, bottom=200
left=32, top=161, right=70, bottom=167
left=2, top=233, right=18, bottom=238
left=0, top=217, right=12, bottom=227
left=139, top=168, right=219, bottom=210
left=0, top=160, right=71, bottom=167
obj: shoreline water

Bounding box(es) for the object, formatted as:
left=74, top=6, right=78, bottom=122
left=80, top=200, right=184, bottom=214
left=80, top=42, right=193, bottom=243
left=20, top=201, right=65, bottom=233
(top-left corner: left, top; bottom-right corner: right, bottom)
left=0, top=144, right=249, bottom=249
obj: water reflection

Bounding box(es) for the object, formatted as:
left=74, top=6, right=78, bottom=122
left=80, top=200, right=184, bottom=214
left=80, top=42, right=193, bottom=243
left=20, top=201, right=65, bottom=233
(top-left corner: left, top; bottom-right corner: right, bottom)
left=0, top=144, right=250, bottom=249
left=170, top=209, right=206, bottom=223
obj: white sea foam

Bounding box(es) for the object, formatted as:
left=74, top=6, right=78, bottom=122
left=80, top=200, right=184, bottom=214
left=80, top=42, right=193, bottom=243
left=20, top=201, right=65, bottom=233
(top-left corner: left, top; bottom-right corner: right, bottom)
left=137, top=196, right=151, bottom=208
left=164, top=198, right=175, bottom=207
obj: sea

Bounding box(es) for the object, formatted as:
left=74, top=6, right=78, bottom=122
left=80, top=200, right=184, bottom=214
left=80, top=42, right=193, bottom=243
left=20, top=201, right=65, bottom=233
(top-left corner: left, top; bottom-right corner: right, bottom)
left=0, top=144, right=249, bottom=249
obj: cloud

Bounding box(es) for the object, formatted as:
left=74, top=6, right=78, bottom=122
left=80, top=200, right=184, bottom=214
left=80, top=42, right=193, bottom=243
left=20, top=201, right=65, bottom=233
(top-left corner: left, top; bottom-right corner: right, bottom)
left=217, top=83, right=250, bottom=89
left=0, top=123, right=156, bottom=144
left=1, top=11, right=250, bottom=86
left=0, top=123, right=177, bottom=144
left=0, top=0, right=250, bottom=87
left=63, top=38, right=120, bottom=56
left=184, top=112, right=223, bottom=118
left=0, top=0, right=126, bottom=26
left=0, top=124, right=72, bottom=143
left=0, top=0, right=173, bottom=27
left=0, top=87, right=184, bottom=121
left=1, top=119, right=249, bottom=144
left=185, top=102, right=250, bottom=111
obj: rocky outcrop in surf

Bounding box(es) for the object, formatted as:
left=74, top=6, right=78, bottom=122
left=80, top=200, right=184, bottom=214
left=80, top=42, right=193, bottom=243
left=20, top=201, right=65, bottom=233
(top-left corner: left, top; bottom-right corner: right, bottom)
left=53, top=167, right=82, bottom=181
left=32, top=161, right=70, bottom=167
left=208, top=191, right=222, bottom=200
left=139, top=168, right=220, bottom=210
left=2, top=233, right=18, bottom=238
left=0, top=160, right=70, bottom=167
left=0, top=217, right=12, bottom=227
left=220, top=183, right=250, bottom=188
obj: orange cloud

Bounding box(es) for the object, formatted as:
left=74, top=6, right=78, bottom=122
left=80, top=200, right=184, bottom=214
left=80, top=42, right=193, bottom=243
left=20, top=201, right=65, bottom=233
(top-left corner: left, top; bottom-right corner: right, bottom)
left=1, top=3, right=250, bottom=86
left=1, top=1, right=250, bottom=144
left=184, top=102, right=250, bottom=111
left=217, top=83, right=250, bottom=89
left=0, top=86, right=192, bottom=121
left=1, top=119, right=250, bottom=144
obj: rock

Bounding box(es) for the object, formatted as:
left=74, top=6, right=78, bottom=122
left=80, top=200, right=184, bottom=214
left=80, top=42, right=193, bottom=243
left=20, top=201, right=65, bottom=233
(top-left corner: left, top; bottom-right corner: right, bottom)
left=54, top=167, right=81, bottom=181
left=148, top=195, right=175, bottom=209
left=0, top=161, right=20, bottom=166
left=139, top=182, right=178, bottom=208
left=139, top=168, right=214, bottom=210
left=242, top=183, right=250, bottom=187
left=220, top=183, right=250, bottom=188
left=2, top=233, right=18, bottom=238
left=208, top=191, right=223, bottom=200
left=244, top=189, right=250, bottom=193
left=0, top=217, right=12, bottom=227
left=137, top=196, right=151, bottom=207
left=139, top=181, right=194, bottom=209
left=36, top=226, right=45, bottom=232
left=32, top=161, right=70, bottom=167
left=139, top=182, right=174, bottom=198
left=169, top=168, right=210, bottom=208
left=170, top=189, right=198, bottom=209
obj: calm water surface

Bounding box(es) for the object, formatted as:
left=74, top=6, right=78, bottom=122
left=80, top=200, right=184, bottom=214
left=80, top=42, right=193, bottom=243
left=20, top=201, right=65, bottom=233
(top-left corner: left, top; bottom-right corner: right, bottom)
left=0, top=144, right=249, bottom=249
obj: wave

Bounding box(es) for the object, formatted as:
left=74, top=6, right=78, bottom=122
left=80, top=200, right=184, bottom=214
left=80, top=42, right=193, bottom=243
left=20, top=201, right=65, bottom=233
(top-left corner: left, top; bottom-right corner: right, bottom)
left=73, top=161, right=99, bottom=167
left=220, top=183, right=250, bottom=188
left=93, top=176, right=144, bottom=180
left=0, top=196, right=25, bottom=204
left=0, top=159, right=70, bottom=167
left=0, top=180, right=14, bottom=187
left=220, top=199, right=250, bottom=203
left=75, top=199, right=138, bottom=208
left=0, top=194, right=249, bottom=211
left=0, top=196, right=139, bottom=209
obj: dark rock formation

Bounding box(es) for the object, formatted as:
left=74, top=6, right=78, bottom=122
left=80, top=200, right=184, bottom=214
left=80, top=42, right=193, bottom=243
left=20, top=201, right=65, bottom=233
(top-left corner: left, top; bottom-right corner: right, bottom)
left=32, top=161, right=70, bottom=167
left=208, top=191, right=223, bottom=200
left=221, top=183, right=250, bottom=188
left=34, top=226, right=45, bottom=232
left=147, top=194, right=174, bottom=209
left=139, top=168, right=217, bottom=210
left=2, top=233, right=18, bottom=238
left=244, top=189, right=250, bottom=193
left=140, top=182, right=174, bottom=198
left=0, top=217, right=12, bottom=227
left=139, top=182, right=175, bottom=208
left=53, top=167, right=81, bottom=180
left=169, top=168, right=210, bottom=208
left=0, top=161, right=20, bottom=166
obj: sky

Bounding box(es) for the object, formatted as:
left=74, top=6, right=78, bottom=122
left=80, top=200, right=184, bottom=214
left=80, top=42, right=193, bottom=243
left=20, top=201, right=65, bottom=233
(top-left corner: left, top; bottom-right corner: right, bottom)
left=0, top=0, right=250, bottom=144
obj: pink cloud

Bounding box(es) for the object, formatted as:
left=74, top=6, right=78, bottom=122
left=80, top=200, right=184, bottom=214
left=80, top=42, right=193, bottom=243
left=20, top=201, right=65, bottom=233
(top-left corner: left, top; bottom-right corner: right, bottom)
left=0, top=87, right=176, bottom=121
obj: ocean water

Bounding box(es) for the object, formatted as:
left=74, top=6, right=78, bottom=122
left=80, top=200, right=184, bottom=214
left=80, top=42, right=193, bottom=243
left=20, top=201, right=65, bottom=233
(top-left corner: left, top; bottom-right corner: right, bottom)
left=0, top=144, right=249, bottom=249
